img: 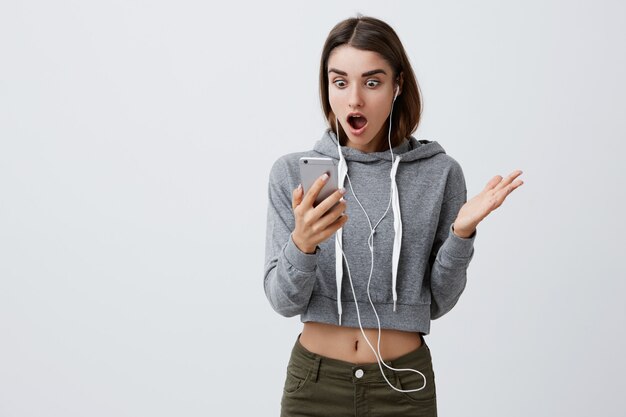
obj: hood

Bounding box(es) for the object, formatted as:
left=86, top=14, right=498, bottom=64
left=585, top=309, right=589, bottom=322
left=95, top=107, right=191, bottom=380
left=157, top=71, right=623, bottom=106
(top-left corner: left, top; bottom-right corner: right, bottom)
left=313, top=128, right=446, bottom=163
left=314, top=129, right=447, bottom=325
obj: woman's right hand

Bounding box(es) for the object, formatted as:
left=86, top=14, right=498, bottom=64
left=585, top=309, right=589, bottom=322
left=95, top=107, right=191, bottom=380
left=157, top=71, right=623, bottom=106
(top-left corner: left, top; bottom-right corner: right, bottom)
left=291, top=173, right=348, bottom=254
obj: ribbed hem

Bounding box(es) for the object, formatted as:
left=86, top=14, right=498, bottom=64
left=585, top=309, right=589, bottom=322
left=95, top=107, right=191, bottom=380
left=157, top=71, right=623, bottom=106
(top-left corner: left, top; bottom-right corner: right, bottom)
left=284, top=233, right=320, bottom=273
left=300, top=294, right=432, bottom=334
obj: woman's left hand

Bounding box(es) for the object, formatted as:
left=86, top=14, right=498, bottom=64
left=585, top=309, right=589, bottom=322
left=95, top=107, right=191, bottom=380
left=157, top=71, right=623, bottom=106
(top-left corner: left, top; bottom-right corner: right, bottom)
left=452, top=170, right=524, bottom=238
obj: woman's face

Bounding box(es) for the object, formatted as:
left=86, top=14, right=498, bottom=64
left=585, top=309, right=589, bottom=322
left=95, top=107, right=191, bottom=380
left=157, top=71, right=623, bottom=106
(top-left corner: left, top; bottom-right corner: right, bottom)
left=327, top=45, right=398, bottom=153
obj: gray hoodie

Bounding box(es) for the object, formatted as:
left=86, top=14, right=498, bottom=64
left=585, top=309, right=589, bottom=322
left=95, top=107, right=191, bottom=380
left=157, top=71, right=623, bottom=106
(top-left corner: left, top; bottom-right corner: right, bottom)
left=263, top=129, right=477, bottom=334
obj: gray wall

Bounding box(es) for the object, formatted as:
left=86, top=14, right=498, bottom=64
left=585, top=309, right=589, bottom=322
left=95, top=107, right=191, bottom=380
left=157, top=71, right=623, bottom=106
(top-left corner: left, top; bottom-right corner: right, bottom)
left=1, top=0, right=624, bottom=416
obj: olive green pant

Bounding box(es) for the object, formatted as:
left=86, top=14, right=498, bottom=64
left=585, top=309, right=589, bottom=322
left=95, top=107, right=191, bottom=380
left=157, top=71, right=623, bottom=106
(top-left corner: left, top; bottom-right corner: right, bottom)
left=280, top=332, right=437, bottom=417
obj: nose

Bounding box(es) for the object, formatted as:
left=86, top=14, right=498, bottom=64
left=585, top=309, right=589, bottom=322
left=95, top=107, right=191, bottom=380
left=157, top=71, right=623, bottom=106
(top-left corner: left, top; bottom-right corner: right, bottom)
left=348, top=85, right=363, bottom=109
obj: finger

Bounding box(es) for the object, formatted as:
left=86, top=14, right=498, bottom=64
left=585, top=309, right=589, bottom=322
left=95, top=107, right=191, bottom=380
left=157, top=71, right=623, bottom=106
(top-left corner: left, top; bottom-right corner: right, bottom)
left=315, top=198, right=347, bottom=231
left=493, top=170, right=523, bottom=193
left=292, top=184, right=304, bottom=210
left=318, top=213, right=349, bottom=242
left=301, top=172, right=331, bottom=208
left=494, top=178, right=524, bottom=203
left=482, top=175, right=502, bottom=193
left=313, top=187, right=346, bottom=219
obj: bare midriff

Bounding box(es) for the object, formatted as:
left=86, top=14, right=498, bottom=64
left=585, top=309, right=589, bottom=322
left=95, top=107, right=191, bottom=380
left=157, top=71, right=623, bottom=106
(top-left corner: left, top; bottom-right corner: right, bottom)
left=299, top=321, right=423, bottom=365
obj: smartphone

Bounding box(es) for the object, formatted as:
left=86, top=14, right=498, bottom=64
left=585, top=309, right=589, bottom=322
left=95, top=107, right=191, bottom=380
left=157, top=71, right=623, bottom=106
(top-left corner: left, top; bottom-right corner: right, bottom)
left=299, top=157, right=339, bottom=207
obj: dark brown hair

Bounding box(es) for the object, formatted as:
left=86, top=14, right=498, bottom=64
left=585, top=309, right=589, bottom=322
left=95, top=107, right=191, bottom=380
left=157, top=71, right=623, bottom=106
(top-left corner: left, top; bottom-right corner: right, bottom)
left=319, top=15, right=423, bottom=149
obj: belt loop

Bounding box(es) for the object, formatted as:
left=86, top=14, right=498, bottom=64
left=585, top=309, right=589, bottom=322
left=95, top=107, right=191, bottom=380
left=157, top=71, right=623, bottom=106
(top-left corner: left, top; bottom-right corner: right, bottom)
left=387, top=359, right=396, bottom=383
left=311, top=356, right=321, bottom=383
left=394, top=370, right=402, bottom=390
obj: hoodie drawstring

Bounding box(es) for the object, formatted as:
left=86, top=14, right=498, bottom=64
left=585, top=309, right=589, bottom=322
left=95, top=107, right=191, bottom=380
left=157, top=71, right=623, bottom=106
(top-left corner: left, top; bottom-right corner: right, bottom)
left=390, top=155, right=402, bottom=312
left=335, top=143, right=349, bottom=325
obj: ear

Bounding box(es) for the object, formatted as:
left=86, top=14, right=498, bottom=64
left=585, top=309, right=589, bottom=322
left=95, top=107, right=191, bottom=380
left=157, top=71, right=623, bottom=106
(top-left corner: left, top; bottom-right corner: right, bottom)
left=396, top=71, right=405, bottom=96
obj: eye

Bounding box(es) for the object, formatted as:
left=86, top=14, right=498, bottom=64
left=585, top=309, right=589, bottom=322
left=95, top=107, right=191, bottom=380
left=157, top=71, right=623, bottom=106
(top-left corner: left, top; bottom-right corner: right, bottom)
left=333, top=79, right=347, bottom=88
left=366, top=79, right=380, bottom=88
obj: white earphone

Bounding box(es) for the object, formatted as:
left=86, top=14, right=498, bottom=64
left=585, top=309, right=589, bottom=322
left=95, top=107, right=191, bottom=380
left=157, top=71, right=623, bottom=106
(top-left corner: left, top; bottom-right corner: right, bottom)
left=332, top=77, right=428, bottom=395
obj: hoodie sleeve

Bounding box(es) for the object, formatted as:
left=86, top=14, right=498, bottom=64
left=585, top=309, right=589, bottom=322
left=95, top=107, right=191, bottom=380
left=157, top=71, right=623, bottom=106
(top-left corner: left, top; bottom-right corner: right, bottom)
left=429, top=160, right=477, bottom=320
left=263, top=157, right=320, bottom=317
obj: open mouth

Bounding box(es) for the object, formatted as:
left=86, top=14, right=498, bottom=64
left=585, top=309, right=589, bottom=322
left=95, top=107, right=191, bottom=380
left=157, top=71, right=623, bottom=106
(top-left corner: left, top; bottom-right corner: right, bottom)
left=347, top=114, right=368, bottom=130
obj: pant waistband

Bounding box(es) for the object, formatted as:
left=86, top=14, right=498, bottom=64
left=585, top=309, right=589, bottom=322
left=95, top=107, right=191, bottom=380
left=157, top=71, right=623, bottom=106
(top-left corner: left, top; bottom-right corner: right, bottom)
left=289, top=332, right=431, bottom=384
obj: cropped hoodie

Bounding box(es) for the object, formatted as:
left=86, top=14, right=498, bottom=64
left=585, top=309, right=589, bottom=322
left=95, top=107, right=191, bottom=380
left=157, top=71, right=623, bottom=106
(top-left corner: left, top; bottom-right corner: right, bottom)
left=263, top=129, right=477, bottom=334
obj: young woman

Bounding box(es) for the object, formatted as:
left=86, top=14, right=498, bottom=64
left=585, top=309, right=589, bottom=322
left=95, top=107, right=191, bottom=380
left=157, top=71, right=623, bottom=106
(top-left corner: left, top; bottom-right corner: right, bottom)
left=263, top=15, right=523, bottom=417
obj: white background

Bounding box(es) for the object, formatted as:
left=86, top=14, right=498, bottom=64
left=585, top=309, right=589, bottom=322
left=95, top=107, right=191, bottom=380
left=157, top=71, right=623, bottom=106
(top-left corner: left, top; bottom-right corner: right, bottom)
left=1, top=1, right=625, bottom=416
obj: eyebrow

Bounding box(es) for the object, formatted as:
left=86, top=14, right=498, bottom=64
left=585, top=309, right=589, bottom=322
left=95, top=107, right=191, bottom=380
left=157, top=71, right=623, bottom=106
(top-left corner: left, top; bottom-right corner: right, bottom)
left=328, top=68, right=387, bottom=77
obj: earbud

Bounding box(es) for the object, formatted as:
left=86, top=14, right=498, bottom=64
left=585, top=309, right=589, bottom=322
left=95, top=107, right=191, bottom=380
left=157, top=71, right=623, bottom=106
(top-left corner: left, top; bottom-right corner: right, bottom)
left=393, top=85, right=399, bottom=100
